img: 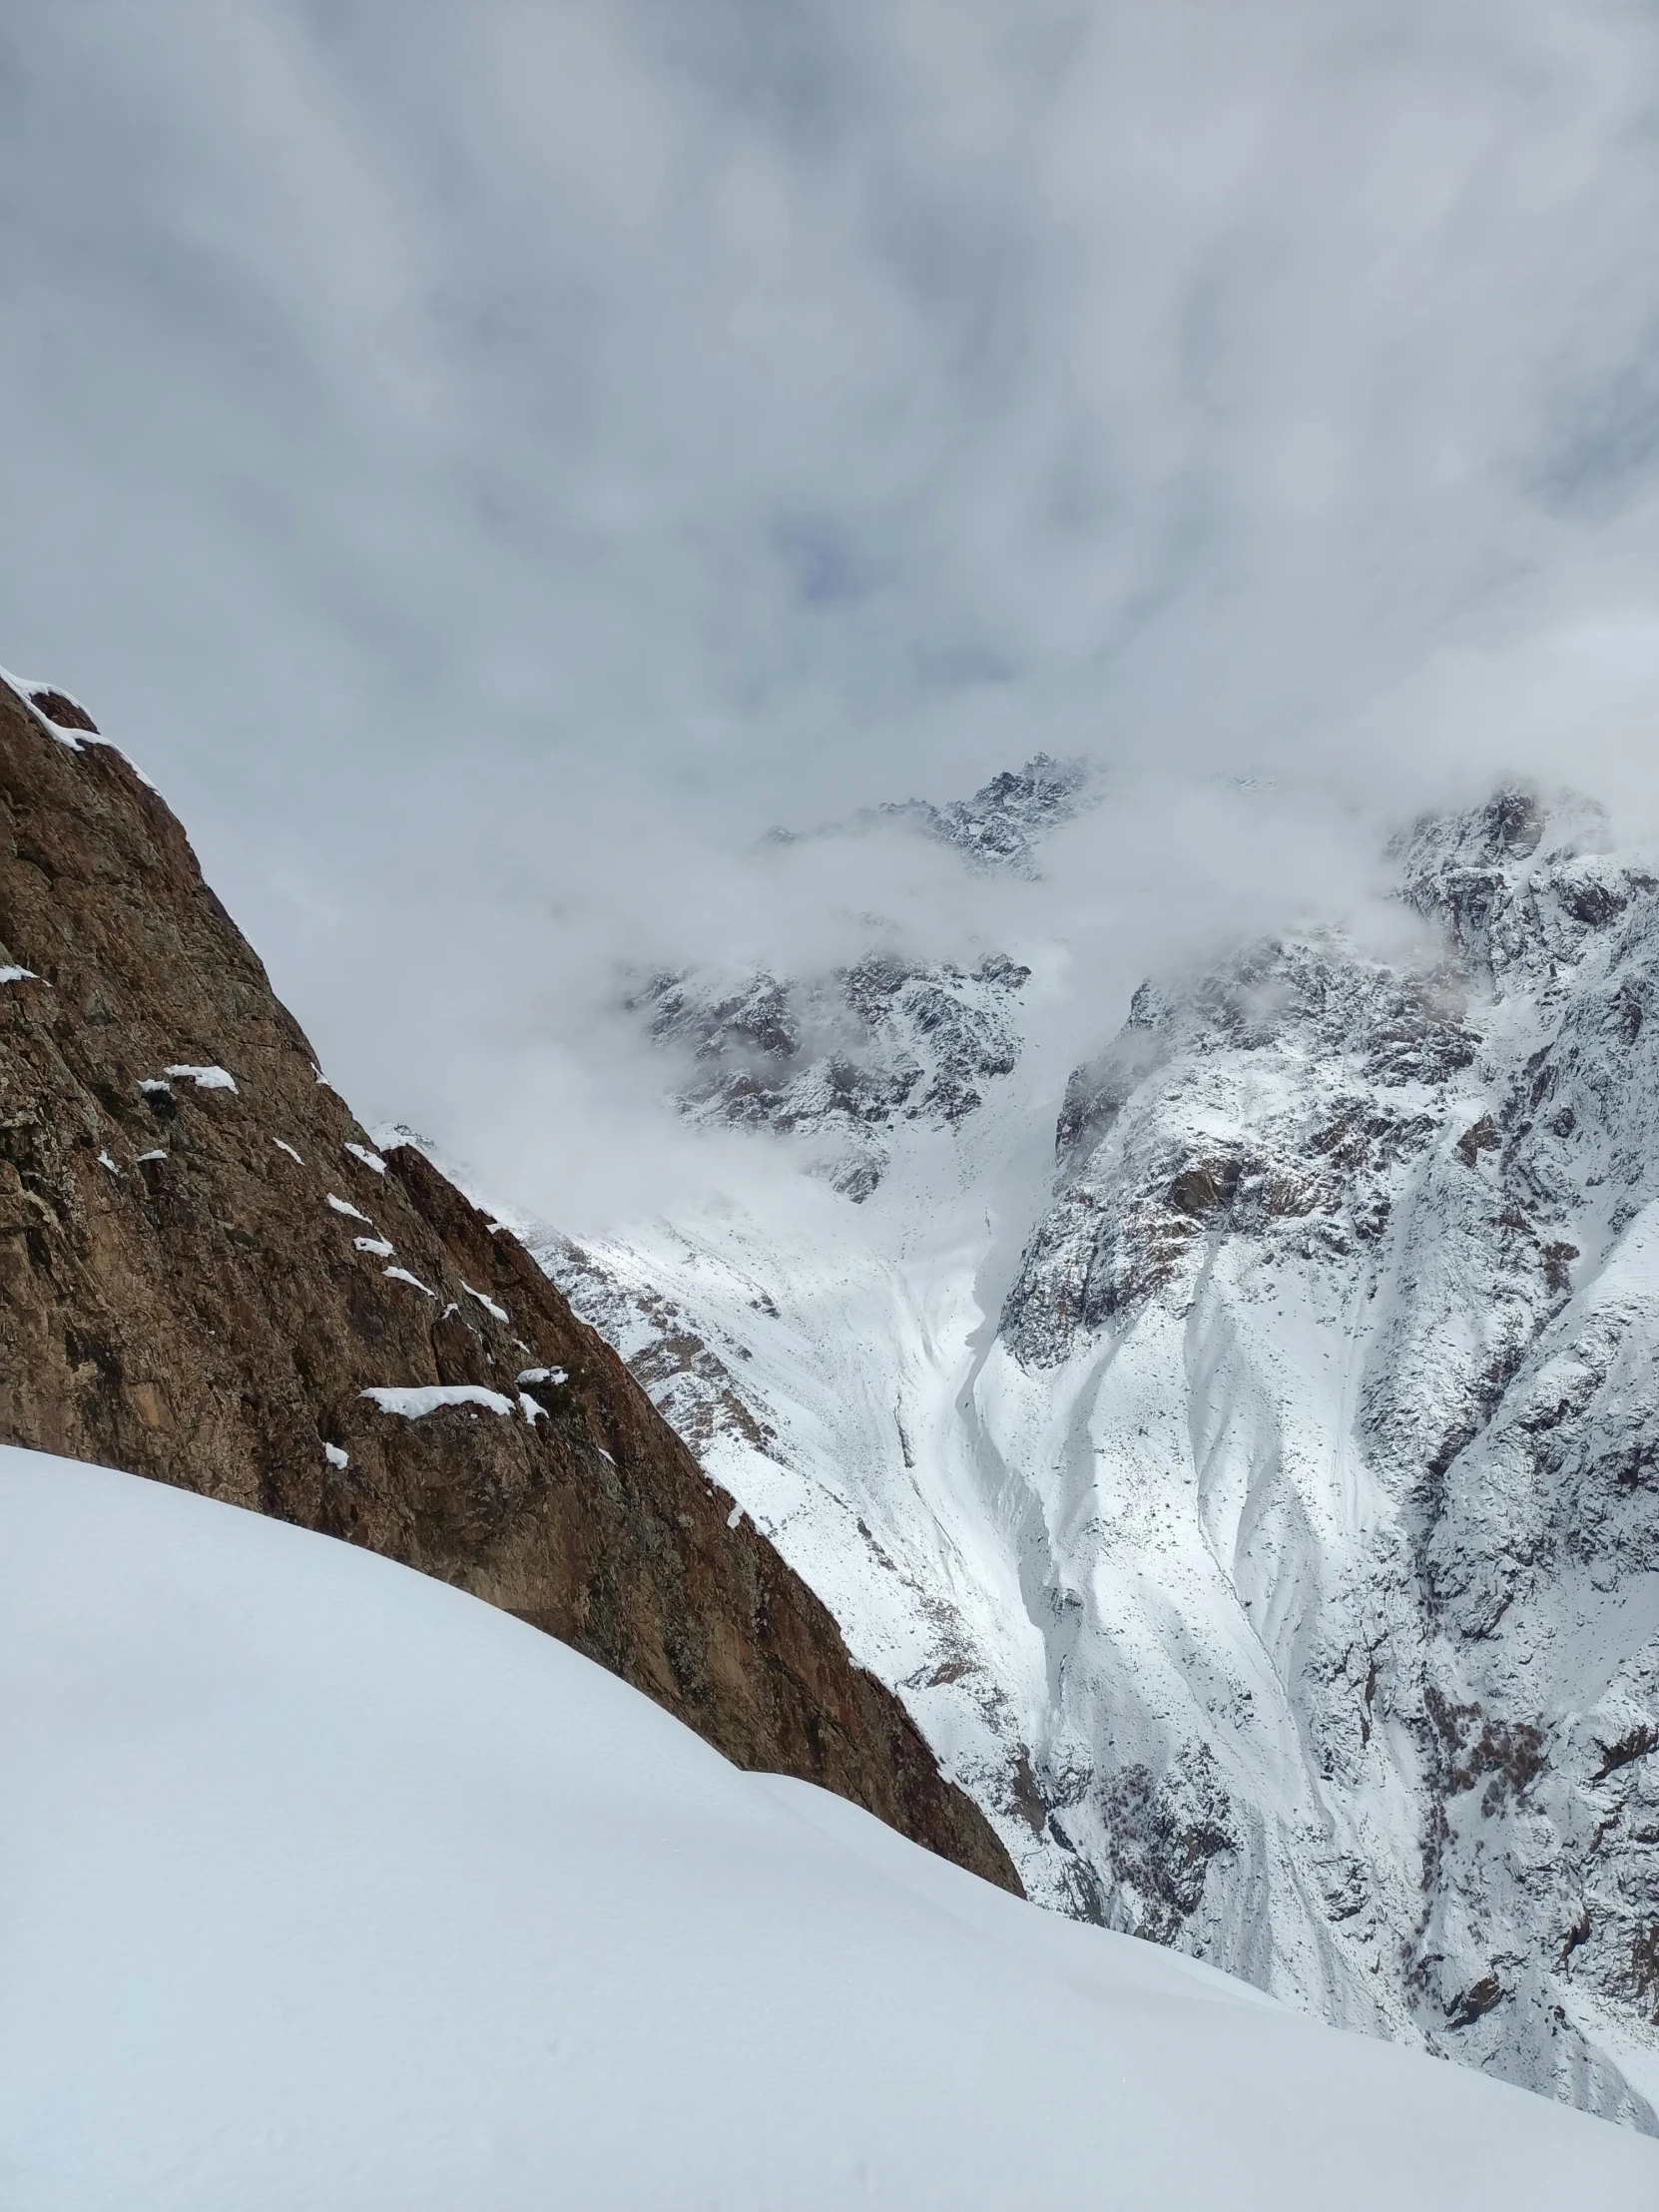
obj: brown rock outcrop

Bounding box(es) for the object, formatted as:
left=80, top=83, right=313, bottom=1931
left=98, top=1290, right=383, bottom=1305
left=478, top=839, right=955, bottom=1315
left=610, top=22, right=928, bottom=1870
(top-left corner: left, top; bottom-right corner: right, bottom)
left=0, top=673, right=1019, bottom=1894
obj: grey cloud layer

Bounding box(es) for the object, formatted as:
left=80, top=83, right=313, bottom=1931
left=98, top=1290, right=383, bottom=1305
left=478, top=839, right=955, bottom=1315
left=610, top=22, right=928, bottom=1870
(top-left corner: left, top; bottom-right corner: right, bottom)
left=4, top=2, right=1659, bottom=1224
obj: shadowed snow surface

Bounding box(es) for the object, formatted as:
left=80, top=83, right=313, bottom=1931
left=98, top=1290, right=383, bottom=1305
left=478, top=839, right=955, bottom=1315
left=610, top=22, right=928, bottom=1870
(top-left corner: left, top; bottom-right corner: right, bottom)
left=2, top=1446, right=1655, bottom=2209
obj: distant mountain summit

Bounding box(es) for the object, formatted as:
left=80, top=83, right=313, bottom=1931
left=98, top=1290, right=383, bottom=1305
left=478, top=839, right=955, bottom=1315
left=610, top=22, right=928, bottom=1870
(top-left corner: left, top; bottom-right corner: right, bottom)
left=638, top=950, right=1030, bottom=1201
left=874, top=752, right=1099, bottom=874
left=634, top=754, right=1098, bottom=1202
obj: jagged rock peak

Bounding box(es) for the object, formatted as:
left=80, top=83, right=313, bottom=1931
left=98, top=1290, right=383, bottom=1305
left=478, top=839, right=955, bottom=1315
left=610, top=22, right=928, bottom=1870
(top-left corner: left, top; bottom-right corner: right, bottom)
left=764, top=752, right=1101, bottom=877
left=1390, top=784, right=1650, bottom=977
left=875, top=752, right=1100, bottom=874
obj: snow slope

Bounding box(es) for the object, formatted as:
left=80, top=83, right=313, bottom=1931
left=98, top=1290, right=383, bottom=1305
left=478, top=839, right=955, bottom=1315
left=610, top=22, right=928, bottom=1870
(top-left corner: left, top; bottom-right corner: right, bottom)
left=539, top=778, right=1659, bottom=2130
left=3, top=1445, right=1655, bottom=2210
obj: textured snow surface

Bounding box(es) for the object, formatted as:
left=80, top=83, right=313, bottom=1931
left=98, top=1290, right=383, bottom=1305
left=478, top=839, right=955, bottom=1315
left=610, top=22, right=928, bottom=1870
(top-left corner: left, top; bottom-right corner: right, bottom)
left=544, top=785, right=1659, bottom=2130
left=3, top=1446, right=1653, bottom=2211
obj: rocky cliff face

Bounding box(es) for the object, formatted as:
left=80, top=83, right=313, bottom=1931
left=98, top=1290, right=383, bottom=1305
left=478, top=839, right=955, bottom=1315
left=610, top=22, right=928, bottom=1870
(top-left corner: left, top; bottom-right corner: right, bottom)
left=0, top=669, right=1018, bottom=1897
left=554, top=773, right=1659, bottom=2129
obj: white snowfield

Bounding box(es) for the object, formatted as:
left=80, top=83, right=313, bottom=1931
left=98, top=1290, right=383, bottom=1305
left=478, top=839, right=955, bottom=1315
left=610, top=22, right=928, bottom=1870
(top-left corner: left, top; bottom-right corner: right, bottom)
left=1, top=1447, right=1654, bottom=2211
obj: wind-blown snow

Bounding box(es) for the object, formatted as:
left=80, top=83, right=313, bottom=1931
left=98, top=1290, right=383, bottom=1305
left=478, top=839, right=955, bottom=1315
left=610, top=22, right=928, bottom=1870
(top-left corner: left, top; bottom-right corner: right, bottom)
left=1, top=1445, right=1652, bottom=2210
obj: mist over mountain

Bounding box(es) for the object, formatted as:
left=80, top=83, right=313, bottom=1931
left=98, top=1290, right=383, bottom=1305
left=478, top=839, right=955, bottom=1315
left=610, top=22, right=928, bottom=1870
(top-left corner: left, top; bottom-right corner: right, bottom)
left=523, top=758, right=1659, bottom=2127
left=10, top=4, right=1659, bottom=1239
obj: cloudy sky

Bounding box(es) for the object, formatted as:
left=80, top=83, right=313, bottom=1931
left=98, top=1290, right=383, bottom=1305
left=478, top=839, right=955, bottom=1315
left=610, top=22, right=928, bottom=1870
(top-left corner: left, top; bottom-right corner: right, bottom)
left=7, top=2, right=1659, bottom=1223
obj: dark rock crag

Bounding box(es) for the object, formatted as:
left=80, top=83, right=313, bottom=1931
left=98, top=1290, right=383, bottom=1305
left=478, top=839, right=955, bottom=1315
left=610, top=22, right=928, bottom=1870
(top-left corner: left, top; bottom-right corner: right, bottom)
left=0, top=673, right=1018, bottom=1895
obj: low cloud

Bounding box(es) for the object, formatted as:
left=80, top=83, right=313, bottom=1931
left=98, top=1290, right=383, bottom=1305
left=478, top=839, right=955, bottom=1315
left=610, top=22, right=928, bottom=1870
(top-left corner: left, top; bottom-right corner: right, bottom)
left=5, top=2, right=1659, bottom=1229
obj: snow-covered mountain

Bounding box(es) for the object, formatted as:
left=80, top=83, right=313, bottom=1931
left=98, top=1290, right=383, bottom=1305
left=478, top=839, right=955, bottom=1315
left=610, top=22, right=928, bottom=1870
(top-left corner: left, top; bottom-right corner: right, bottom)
left=541, top=766, right=1659, bottom=2130
left=10, top=1445, right=1656, bottom=2209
